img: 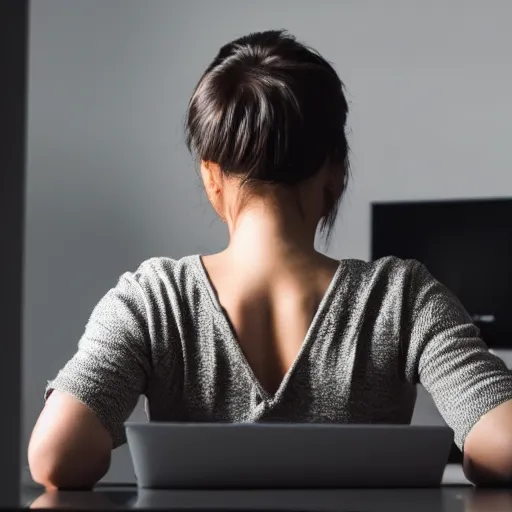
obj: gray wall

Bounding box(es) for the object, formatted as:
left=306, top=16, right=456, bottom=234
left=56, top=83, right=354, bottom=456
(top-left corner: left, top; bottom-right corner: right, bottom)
left=25, top=0, right=512, bottom=484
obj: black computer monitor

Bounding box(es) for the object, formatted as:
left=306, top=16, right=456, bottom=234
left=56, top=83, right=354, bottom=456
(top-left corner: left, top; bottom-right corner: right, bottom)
left=372, top=198, right=512, bottom=350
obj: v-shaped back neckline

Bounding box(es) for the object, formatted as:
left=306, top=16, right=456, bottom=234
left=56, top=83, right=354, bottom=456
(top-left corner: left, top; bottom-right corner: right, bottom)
left=193, top=254, right=344, bottom=403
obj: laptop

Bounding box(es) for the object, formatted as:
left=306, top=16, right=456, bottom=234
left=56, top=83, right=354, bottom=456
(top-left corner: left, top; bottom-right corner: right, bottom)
left=125, top=423, right=453, bottom=489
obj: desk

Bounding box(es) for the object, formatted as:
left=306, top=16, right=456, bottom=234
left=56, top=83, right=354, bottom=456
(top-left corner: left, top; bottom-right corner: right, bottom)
left=25, top=465, right=512, bottom=511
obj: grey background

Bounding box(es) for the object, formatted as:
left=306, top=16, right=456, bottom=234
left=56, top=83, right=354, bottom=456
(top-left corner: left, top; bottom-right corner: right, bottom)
left=24, top=0, right=512, bottom=484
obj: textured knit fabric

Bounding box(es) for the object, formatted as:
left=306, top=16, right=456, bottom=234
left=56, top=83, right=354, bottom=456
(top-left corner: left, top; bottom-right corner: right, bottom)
left=46, top=255, right=512, bottom=450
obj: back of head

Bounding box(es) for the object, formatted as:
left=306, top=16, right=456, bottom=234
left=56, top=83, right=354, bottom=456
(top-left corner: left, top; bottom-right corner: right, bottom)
left=185, top=30, right=350, bottom=237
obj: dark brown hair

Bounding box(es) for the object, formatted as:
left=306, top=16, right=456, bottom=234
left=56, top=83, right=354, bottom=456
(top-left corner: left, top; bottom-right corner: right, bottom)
left=185, top=29, right=350, bottom=240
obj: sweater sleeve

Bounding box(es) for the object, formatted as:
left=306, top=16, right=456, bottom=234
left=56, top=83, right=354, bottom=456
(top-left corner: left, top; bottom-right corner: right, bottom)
left=406, top=261, right=512, bottom=450
left=45, top=270, right=152, bottom=448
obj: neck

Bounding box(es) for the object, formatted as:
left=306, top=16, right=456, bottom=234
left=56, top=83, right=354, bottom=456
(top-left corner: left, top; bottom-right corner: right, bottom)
left=224, top=204, right=319, bottom=272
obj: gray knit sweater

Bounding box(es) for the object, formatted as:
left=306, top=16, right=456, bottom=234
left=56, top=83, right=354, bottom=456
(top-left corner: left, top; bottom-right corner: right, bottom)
left=46, top=255, right=512, bottom=450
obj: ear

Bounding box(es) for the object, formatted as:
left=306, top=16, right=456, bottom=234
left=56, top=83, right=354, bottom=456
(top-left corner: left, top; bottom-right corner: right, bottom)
left=322, top=164, right=345, bottom=216
left=200, top=160, right=222, bottom=196
left=328, top=164, right=346, bottom=198
left=200, top=160, right=226, bottom=220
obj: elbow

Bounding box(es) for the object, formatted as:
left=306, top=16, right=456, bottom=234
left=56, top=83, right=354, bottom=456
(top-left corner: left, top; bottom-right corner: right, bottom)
left=461, top=406, right=512, bottom=486
left=29, top=460, right=86, bottom=491
left=29, top=464, right=77, bottom=491
left=28, top=437, right=56, bottom=488
left=463, top=445, right=512, bottom=487
left=463, top=460, right=512, bottom=487
left=28, top=390, right=114, bottom=489
left=28, top=440, right=110, bottom=490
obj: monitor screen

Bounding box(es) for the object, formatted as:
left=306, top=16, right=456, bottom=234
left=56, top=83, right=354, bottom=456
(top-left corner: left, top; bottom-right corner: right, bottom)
left=372, top=198, right=512, bottom=349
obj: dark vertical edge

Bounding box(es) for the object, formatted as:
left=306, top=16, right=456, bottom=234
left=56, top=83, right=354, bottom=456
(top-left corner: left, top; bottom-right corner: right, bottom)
left=370, top=203, right=377, bottom=261
left=0, top=0, right=29, bottom=506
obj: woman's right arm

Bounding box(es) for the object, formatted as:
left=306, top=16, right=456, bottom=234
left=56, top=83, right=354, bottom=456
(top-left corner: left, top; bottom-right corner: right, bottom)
left=28, top=269, right=152, bottom=489
left=28, top=391, right=113, bottom=489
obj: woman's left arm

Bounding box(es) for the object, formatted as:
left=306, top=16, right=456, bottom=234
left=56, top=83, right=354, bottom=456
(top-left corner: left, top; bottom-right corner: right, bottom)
left=406, top=261, right=512, bottom=485
left=464, top=399, right=512, bottom=484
